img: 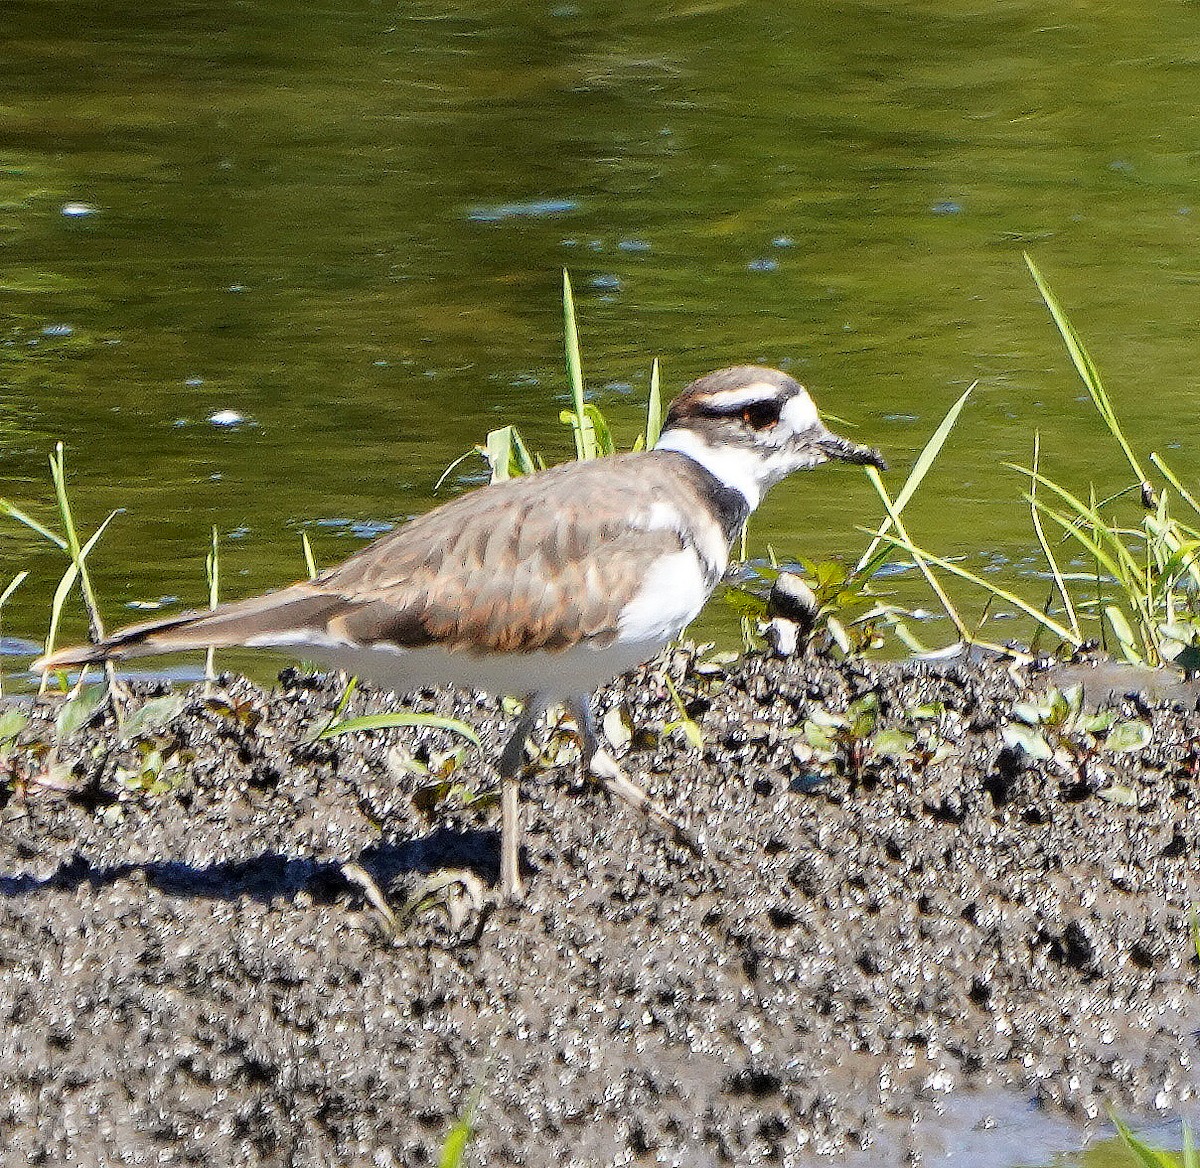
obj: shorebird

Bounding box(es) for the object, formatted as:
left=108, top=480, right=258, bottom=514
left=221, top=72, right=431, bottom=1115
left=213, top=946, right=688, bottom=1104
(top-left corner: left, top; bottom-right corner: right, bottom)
left=35, top=366, right=884, bottom=899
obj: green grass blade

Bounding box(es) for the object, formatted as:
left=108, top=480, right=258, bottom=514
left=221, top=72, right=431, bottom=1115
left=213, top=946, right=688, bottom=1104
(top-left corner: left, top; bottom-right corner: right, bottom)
left=439, top=1111, right=475, bottom=1168
left=1025, top=432, right=1080, bottom=640
left=42, top=509, right=118, bottom=663
left=301, top=530, right=318, bottom=580
left=205, top=526, right=220, bottom=685
left=1151, top=451, right=1200, bottom=519
left=1011, top=463, right=1147, bottom=588
left=1105, top=604, right=1144, bottom=666
left=645, top=357, right=663, bottom=449
left=0, top=570, right=27, bottom=698
left=869, top=526, right=1081, bottom=645
left=45, top=560, right=80, bottom=662
left=583, top=403, right=615, bottom=458
left=318, top=711, right=481, bottom=747
left=0, top=571, right=28, bottom=608
left=1025, top=254, right=1148, bottom=484
left=865, top=467, right=974, bottom=646
left=0, top=498, right=67, bottom=549
left=50, top=444, right=111, bottom=641
left=855, top=382, right=974, bottom=574
left=1111, top=1112, right=1180, bottom=1168
left=1183, top=1122, right=1196, bottom=1168
left=438, top=1086, right=484, bottom=1168
left=562, top=269, right=595, bottom=460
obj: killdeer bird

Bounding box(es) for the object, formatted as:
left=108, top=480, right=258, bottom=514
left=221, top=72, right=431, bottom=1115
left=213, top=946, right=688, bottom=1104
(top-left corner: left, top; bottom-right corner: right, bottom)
left=35, top=366, right=884, bottom=900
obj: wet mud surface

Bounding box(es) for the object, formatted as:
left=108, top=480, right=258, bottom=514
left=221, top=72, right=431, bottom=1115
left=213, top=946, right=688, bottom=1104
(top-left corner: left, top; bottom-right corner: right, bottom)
left=1, top=648, right=1198, bottom=1166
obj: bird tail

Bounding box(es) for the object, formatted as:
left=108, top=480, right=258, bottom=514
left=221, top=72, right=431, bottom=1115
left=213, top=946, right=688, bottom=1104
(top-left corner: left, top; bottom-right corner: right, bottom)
left=32, top=583, right=345, bottom=674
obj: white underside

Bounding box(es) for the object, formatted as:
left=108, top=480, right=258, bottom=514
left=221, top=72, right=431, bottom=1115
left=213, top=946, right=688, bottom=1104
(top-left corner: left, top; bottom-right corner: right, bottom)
left=292, top=637, right=668, bottom=701
left=247, top=540, right=717, bottom=701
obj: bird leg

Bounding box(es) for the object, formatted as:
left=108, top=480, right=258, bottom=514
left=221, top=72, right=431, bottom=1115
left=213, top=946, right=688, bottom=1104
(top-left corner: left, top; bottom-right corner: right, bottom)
left=566, top=697, right=705, bottom=858
left=496, top=693, right=548, bottom=902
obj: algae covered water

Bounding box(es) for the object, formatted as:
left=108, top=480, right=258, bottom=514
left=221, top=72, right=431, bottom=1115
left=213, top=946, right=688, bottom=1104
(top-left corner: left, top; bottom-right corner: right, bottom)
left=3, top=1, right=1200, bottom=656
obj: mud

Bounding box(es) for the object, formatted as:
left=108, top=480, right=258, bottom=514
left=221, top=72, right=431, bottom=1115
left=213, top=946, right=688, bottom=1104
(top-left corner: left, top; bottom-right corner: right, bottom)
left=0, top=647, right=1198, bottom=1167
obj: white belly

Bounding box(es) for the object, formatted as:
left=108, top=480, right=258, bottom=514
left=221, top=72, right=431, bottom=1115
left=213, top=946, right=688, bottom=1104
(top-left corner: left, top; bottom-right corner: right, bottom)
left=298, top=637, right=667, bottom=701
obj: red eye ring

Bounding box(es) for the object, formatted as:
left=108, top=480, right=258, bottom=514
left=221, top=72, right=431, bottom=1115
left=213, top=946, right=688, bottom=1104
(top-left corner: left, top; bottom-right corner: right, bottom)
left=741, top=403, right=779, bottom=430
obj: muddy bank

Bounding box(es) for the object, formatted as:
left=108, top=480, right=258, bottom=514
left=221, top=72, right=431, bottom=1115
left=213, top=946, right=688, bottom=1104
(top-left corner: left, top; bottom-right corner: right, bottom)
left=0, top=648, right=1198, bottom=1166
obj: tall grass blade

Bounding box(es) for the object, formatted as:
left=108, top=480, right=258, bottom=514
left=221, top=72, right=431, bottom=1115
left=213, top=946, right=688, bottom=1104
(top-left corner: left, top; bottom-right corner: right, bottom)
left=1151, top=452, right=1200, bottom=519
left=583, top=403, right=614, bottom=457
left=866, top=467, right=975, bottom=646
left=49, top=443, right=111, bottom=644
left=1110, top=1112, right=1180, bottom=1168
left=205, top=526, right=219, bottom=686
left=1013, top=464, right=1147, bottom=589
left=562, top=269, right=596, bottom=461
left=1024, top=432, right=1080, bottom=639
left=1183, top=1121, right=1196, bottom=1168
left=0, top=499, right=67, bottom=549
left=868, top=524, right=1081, bottom=646
left=855, top=383, right=974, bottom=575
left=318, top=711, right=482, bottom=746
left=0, top=570, right=27, bottom=698
left=301, top=530, right=318, bottom=580
left=42, top=509, right=118, bottom=667
left=0, top=571, right=28, bottom=610
left=1104, top=605, right=1143, bottom=666
left=1025, top=254, right=1148, bottom=485
left=645, top=358, right=663, bottom=449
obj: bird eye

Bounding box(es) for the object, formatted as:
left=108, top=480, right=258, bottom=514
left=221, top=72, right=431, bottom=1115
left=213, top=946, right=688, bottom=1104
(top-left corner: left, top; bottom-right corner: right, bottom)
left=741, top=401, right=779, bottom=430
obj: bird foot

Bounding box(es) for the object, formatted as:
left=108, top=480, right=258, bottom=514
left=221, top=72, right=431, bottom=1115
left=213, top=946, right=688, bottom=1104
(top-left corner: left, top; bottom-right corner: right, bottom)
left=586, top=747, right=706, bottom=858
left=341, top=862, right=488, bottom=941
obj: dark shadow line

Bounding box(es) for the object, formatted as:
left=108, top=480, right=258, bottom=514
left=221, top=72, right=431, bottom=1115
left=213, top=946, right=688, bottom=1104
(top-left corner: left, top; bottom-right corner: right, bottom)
left=0, top=825, right=501, bottom=903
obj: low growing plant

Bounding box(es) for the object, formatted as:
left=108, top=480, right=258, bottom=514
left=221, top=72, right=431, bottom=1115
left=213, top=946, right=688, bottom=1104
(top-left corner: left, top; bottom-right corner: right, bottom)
left=870, top=255, right=1200, bottom=669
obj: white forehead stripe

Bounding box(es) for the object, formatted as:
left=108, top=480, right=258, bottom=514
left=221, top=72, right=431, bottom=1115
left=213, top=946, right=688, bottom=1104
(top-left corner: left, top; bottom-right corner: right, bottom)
left=780, top=391, right=819, bottom=432
left=701, top=383, right=796, bottom=411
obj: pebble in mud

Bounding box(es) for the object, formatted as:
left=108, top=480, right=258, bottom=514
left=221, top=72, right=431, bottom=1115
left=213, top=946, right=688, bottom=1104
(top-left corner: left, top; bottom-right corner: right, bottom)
left=0, top=649, right=1198, bottom=1166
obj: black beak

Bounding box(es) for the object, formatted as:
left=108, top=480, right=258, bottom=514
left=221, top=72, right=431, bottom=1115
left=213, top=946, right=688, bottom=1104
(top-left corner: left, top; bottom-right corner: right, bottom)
left=817, top=432, right=888, bottom=471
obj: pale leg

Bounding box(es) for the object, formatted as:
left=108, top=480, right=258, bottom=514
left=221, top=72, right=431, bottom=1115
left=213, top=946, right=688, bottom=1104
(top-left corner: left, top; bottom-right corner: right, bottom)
left=566, top=696, right=704, bottom=857
left=496, top=693, right=548, bottom=901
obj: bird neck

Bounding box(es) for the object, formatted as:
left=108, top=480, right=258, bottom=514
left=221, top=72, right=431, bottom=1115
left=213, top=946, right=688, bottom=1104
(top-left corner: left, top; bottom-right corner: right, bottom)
left=654, top=426, right=764, bottom=512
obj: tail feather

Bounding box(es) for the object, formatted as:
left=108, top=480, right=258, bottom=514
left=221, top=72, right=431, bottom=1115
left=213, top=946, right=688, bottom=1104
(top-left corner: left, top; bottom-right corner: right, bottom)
left=33, top=583, right=344, bottom=673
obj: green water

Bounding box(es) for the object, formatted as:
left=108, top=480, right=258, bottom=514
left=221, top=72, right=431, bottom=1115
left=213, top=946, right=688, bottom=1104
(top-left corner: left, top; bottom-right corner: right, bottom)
left=5, top=0, right=1200, bottom=651
left=4, top=2, right=1200, bottom=1159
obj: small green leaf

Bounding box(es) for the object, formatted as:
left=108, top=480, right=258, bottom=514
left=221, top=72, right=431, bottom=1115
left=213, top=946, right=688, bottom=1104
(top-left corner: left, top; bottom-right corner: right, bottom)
left=1097, top=784, right=1138, bottom=806
left=1105, top=606, right=1144, bottom=665
left=806, top=708, right=847, bottom=730
left=1078, top=710, right=1117, bottom=734
left=1012, top=700, right=1044, bottom=726
left=1001, top=723, right=1053, bottom=760
left=906, top=702, right=945, bottom=721
left=872, top=729, right=915, bottom=758
left=0, top=707, right=29, bottom=743
left=803, top=721, right=837, bottom=752
left=55, top=685, right=105, bottom=741
left=1104, top=720, right=1152, bottom=754
left=602, top=703, right=633, bottom=751
left=846, top=693, right=879, bottom=739
left=318, top=712, right=481, bottom=747
left=120, top=694, right=186, bottom=741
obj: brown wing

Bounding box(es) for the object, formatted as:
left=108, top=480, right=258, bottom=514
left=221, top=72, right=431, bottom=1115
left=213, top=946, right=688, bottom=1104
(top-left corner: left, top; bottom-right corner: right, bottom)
left=316, top=453, right=695, bottom=652
left=36, top=453, right=712, bottom=671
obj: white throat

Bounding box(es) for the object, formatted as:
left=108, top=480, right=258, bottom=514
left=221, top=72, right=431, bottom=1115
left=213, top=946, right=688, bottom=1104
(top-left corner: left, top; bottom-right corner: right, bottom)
left=654, top=427, right=764, bottom=511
